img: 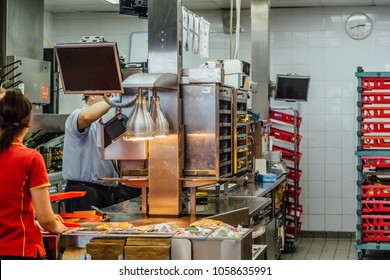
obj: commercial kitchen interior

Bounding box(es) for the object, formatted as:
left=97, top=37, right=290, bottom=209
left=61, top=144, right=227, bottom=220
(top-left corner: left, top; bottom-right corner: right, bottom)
left=3, top=0, right=390, bottom=260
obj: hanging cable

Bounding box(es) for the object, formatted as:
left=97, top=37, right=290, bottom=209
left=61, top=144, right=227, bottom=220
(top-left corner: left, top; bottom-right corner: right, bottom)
left=103, top=93, right=136, bottom=108
left=233, top=0, right=241, bottom=59
left=230, top=0, right=234, bottom=59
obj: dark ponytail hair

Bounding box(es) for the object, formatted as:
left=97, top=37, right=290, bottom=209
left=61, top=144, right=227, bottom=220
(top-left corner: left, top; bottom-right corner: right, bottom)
left=0, top=88, right=32, bottom=154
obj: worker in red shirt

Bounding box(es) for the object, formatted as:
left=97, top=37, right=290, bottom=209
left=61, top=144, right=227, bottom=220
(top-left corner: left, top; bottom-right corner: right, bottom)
left=0, top=88, right=67, bottom=260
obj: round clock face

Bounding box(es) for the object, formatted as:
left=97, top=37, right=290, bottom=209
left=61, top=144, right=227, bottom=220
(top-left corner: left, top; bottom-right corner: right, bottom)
left=345, top=12, right=373, bottom=40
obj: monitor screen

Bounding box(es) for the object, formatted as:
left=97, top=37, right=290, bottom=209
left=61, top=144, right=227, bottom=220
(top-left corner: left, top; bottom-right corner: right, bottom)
left=55, top=42, right=123, bottom=95
left=274, top=74, right=310, bottom=102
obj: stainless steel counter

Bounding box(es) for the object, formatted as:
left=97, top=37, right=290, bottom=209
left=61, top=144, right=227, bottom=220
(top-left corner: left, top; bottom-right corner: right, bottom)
left=229, top=176, right=286, bottom=198
left=98, top=195, right=270, bottom=227
left=227, top=175, right=287, bottom=260
left=56, top=179, right=279, bottom=260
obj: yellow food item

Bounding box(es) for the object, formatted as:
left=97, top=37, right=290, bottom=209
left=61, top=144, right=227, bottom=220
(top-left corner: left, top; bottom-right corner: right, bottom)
left=190, top=218, right=226, bottom=228
left=96, top=224, right=110, bottom=229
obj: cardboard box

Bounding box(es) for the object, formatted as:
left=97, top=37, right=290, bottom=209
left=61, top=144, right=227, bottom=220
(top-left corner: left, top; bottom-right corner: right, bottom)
left=124, top=237, right=171, bottom=260
left=224, top=73, right=243, bottom=88
left=86, top=238, right=126, bottom=260
left=223, top=59, right=243, bottom=74
left=124, top=245, right=170, bottom=260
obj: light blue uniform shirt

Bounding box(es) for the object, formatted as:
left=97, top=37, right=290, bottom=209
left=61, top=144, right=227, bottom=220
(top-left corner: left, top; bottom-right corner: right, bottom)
left=62, top=105, right=116, bottom=185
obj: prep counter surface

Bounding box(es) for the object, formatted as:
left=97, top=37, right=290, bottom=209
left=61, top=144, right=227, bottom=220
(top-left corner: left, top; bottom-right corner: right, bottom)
left=97, top=195, right=270, bottom=225
left=229, top=176, right=286, bottom=198
left=56, top=188, right=272, bottom=259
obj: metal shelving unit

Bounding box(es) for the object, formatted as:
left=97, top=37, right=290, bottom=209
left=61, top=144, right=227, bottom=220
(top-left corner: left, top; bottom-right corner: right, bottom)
left=355, top=66, right=390, bottom=259
left=234, top=88, right=249, bottom=175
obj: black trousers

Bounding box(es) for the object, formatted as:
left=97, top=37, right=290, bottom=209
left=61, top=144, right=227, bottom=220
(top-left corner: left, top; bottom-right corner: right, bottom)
left=64, top=181, right=141, bottom=213
left=65, top=181, right=114, bottom=213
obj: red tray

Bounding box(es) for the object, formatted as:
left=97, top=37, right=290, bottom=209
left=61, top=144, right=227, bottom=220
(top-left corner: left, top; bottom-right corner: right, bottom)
left=269, top=110, right=302, bottom=127
left=50, top=191, right=86, bottom=201
left=59, top=213, right=102, bottom=227
left=361, top=200, right=390, bottom=213
left=362, top=229, right=390, bottom=242
left=361, top=156, right=390, bottom=168
left=361, top=106, right=390, bottom=119
left=270, top=128, right=302, bottom=145
left=362, top=92, right=390, bottom=104
left=362, top=77, right=390, bottom=90
left=361, top=121, right=390, bottom=134
left=362, top=185, right=390, bottom=198
left=286, top=204, right=303, bottom=220
left=361, top=136, right=390, bottom=149
left=285, top=221, right=302, bottom=238
left=362, top=215, right=390, bottom=228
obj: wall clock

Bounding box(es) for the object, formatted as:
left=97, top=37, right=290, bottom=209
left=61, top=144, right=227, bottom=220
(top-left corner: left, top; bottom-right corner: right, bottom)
left=345, top=12, right=373, bottom=40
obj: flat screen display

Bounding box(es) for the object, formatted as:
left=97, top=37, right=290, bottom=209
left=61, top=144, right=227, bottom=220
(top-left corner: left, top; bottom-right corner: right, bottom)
left=55, top=42, right=123, bottom=95
left=274, top=74, right=310, bottom=102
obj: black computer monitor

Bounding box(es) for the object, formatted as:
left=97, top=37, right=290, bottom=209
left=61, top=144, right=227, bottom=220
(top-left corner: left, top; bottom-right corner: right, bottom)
left=55, top=42, right=123, bottom=95
left=274, top=74, right=310, bottom=102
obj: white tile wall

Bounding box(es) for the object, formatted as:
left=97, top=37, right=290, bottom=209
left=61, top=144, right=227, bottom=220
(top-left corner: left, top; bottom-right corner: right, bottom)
left=44, top=6, right=390, bottom=232
left=325, top=214, right=342, bottom=231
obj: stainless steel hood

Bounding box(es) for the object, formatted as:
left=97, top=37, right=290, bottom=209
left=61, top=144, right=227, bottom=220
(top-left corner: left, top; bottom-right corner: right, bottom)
left=121, top=72, right=178, bottom=90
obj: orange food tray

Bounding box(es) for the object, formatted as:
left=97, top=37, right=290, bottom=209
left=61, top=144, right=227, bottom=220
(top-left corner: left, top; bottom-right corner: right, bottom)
left=49, top=191, right=86, bottom=201
left=59, top=213, right=102, bottom=227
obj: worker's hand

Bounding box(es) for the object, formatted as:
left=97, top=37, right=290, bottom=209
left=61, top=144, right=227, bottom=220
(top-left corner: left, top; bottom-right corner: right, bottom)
left=54, top=214, right=64, bottom=223
left=110, top=94, right=121, bottom=104
left=54, top=214, right=67, bottom=233
left=56, top=220, right=68, bottom=233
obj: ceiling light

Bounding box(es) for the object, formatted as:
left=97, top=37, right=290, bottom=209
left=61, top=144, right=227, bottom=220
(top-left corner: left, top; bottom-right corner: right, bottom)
left=150, top=95, right=170, bottom=138
left=123, top=91, right=155, bottom=141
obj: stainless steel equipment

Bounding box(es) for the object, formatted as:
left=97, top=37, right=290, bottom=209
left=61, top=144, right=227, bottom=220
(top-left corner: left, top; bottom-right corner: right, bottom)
left=182, top=68, right=250, bottom=178
left=182, top=80, right=234, bottom=178
left=5, top=56, right=50, bottom=105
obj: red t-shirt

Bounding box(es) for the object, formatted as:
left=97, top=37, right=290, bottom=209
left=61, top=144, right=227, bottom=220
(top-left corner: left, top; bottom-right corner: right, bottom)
left=0, top=141, right=50, bottom=258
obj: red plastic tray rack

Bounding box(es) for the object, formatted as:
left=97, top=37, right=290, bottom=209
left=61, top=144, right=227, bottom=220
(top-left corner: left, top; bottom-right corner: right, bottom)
left=361, top=215, right=390, bottom=228
left=286, top=204, right=303, bottom=220
left=287, top=186, right=302, bottom=203
left=361, top=106, right=390, bottom=119
left=362, top=229, right=390, bottom=242
left=361, top=200, right=390, bottom=213
left=361, top=156, right=390, bottom=168
left=269, top=110, right=302, bottom=128
left=362, top=185, right=390, bottom=198
left=362, top=92, right=390, bottom=104
left=273, top=146, right=302, bottom=166
left=287, top=169, right=302, bottom=181
left=361, top=121, right=390, bottom=134
left=361, top=136, right=390, bottom=149
left=270, top=128, right=302, bottom=145
left=362, top=78, right=390, bottom=90
left=285, top=221, right=302, bottom=238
